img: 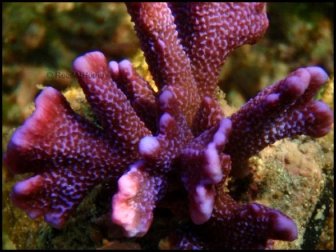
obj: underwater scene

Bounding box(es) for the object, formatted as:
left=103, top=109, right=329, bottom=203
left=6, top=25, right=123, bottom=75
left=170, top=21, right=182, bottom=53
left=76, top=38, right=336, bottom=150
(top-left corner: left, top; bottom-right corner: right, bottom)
left=2, top=2, right=334, bottom=250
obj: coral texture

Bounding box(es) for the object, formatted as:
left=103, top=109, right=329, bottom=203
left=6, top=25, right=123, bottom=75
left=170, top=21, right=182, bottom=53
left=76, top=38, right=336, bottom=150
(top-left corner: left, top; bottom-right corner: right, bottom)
left=4, top=2, right=333, bottom=250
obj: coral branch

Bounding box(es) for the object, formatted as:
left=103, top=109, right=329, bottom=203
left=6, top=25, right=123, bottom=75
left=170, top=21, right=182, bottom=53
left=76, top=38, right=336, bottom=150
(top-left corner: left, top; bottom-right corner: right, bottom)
left=126, top=2, right=201, bottom=126
left=169, top=2, right=269, bottom=98
left=181, top=118, right=232, bottom=224
left=112, top=161, right=163, bottom=237
left=109, top=59, right=157, bottom=133
left=5, top=87, right=129, bottom=228
left=226, top=67, right=333, bottom=177
left=169, top=187, right=298, bottom=250
left=73, top=51, right=152, bottom=151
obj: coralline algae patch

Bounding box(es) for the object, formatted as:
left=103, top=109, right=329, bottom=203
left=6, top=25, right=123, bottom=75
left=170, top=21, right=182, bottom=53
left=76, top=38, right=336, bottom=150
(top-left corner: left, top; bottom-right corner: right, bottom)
left=281, top=139, right=323, bottom=178
left=245, top=132, right=334, bottom=249
left=2, top=172, right=45, bottom=249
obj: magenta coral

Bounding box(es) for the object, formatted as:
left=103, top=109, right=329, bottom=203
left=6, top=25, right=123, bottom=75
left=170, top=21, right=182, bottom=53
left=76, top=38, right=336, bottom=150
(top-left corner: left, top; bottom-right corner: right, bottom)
left=226, top=67, right=333, bottom=177
left=4, top=2, right=333, bottom=249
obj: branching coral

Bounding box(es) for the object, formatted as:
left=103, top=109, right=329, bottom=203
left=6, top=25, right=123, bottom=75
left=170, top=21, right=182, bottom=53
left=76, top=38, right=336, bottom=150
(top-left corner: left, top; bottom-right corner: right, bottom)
left=4, top=2, right=333, bottom=250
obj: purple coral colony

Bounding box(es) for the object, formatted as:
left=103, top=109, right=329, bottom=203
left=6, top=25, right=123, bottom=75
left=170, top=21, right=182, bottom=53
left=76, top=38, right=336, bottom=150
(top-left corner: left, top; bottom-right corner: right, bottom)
left=4, top=2, right=333, bottom=250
